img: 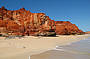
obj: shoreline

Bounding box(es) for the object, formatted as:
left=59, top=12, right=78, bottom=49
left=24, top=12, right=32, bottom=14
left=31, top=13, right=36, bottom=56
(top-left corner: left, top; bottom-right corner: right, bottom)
left=0, top=34, right=90, bottom=59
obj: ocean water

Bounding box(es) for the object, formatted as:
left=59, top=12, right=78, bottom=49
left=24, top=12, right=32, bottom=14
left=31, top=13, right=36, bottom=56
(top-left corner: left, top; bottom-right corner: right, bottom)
left=31, top=37, right=90, bottom=59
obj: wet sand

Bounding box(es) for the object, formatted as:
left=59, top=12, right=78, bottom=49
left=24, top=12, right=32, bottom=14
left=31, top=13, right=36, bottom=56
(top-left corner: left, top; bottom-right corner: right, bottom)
left=0, top=34, right=90, bottom=59
left=31, top=50, right=90, bottom=59
left=31, top=37, right=90, bottom=59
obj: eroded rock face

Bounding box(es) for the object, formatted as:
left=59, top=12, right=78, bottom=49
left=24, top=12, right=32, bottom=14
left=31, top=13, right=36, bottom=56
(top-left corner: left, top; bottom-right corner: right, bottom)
left=55, top=21, right=84, bottom=35
left=0, top=6, right=84, bottom=36
left=85, top=31, right=90, bottom=34
left=0, top=6, right=56, bottom=36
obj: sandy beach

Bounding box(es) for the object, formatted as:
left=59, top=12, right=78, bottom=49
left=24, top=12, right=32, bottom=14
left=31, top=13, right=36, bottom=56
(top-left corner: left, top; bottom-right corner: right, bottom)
left=0, top=34, right=90, bottom=59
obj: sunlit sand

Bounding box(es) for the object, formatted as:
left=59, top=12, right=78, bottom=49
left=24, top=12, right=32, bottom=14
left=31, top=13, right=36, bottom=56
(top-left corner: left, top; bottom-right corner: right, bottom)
left=0, top=34, right=90, bottom=59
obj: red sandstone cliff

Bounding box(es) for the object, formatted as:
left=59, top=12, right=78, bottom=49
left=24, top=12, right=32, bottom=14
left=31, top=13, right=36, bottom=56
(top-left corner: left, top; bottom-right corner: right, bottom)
left=55, top=21, right=84, bottom=35
left=85, top=31, right=90, bottom=34
left=0, top=6, right=84, bottom=36
left=0, top=6, right=56, bottom=36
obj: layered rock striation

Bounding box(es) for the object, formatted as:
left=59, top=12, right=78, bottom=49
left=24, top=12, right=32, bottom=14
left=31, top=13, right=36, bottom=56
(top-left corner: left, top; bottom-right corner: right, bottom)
left=0, top=6, right=84, bottom=36
left=55, top=21, right=84, bottom=35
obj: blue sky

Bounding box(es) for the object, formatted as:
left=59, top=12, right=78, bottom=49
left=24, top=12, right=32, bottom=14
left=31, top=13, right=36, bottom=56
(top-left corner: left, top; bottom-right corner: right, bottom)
left=0, top=0, right=90, bottom=32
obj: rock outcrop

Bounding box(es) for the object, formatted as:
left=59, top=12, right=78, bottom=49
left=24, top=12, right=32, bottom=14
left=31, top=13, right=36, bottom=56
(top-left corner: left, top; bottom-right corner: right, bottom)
left=0, top=6, right=84, bottom=36
left=0, top=6, right=56, bottom=36
left=55, top=21, right=84, bottom=35
left=85, top=31, right=90, bottom=34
